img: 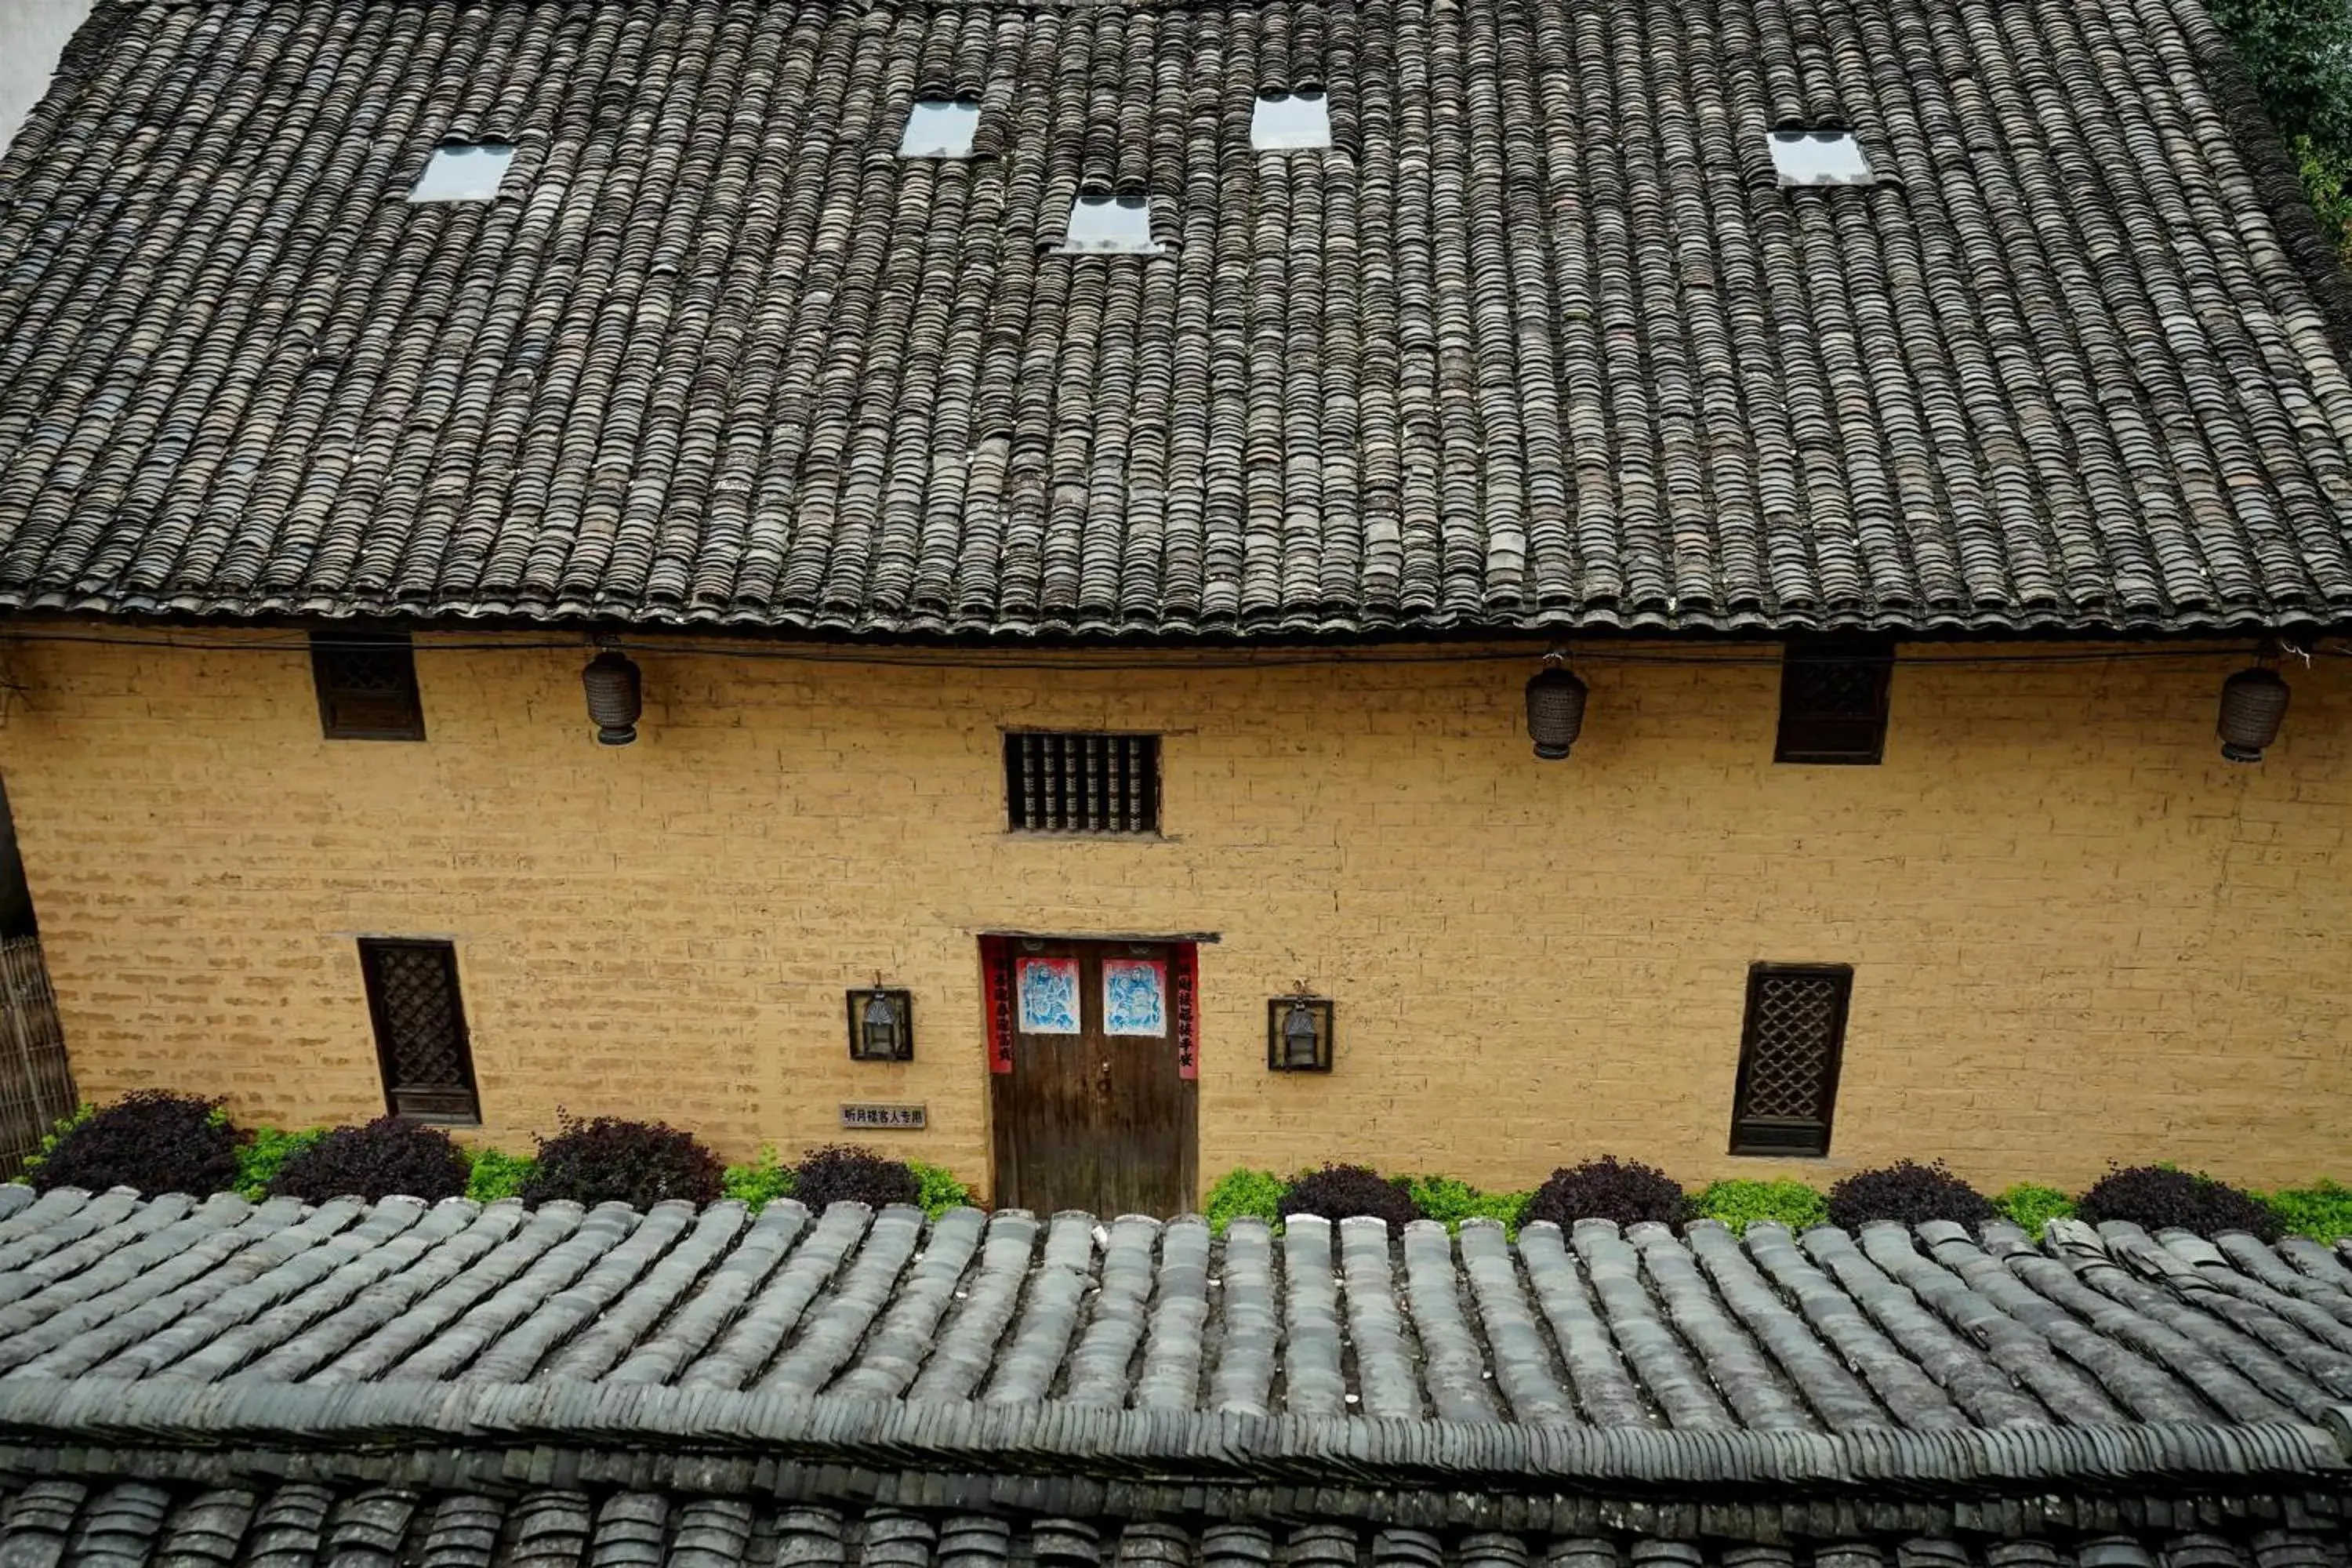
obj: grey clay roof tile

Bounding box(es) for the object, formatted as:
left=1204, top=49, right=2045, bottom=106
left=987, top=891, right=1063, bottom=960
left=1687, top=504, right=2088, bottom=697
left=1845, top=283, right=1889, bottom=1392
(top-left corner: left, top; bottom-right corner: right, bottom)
left=0, top=0, right=2350, bottom=637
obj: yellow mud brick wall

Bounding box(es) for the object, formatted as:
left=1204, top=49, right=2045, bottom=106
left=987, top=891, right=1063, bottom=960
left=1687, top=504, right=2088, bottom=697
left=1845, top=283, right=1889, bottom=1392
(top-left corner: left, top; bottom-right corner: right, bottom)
left=0, top=630, right=2346, bottom=1200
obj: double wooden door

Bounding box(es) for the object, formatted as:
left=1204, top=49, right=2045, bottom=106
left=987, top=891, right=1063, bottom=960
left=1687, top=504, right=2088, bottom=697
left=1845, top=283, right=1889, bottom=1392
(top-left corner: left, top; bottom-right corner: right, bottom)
left=986, top=938, right=1197, bottom=1218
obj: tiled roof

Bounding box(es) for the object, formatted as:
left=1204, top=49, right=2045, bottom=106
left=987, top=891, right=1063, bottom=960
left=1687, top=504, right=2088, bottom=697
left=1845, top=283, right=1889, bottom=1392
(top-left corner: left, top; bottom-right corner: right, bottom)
left=2, top=0, right=2351, bottom=638
left=5, top=1183, right=2352, bottom=1428
left=5, top=1185, right=2352, bottom=1568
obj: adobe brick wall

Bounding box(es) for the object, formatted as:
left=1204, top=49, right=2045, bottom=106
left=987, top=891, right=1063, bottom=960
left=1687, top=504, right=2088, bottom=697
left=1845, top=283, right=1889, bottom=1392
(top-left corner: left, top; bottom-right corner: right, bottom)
left=1, top=630, right=2344, bottom=1200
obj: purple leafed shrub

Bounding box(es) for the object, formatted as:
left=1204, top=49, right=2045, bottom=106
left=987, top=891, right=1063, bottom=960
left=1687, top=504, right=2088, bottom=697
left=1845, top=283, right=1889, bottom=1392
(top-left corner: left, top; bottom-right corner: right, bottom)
left=519, top=1112, right=724, bottom=1209
left=1526, top=1157, right=1690, bottom=1229
left=1825, top=1160, right=1998, bottom=1230
left=791, top=1145, right=921, bottom=1210
left=1278, top=1163, right=1422, bottom=1229
left=2075, top=1164, right=2280, bottom=1241
left=27, top=1091, right=239, bottom=1197
left=267, top=1116, right=470, bottom=1203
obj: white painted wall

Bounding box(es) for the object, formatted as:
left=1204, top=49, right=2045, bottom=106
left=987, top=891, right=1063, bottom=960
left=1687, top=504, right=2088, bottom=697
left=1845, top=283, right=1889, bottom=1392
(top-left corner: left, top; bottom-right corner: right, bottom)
left=0, top=0, right=97, bottom=155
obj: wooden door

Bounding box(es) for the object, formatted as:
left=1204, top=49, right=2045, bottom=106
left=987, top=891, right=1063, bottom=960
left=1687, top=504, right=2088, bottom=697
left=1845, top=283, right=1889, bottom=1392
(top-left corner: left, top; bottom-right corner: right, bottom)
left=985, top=938, right=1197, bottom=1217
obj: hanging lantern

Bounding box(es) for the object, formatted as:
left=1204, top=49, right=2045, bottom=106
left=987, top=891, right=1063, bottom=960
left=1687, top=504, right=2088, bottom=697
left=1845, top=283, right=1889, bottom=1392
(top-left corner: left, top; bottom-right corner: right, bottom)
left=583, top=648, right=643, bottom=746
left=2217, top=666, right=2290, bottom=764
left=848, top=983, right=913, bottom=1062
left=1265, top=989, right=1334, bottom=1072
left=1525, top=652, right=1588, bottom=760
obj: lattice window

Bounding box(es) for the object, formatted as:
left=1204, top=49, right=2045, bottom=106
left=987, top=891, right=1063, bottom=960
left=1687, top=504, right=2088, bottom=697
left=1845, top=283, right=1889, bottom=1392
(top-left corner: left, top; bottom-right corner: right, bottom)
left=1775, top=637, right=1892, bottom=764
left=311, top=632, right=425, bottom=741
left=1004, top=732, right=1160, bottom=833
left=1729, top=964, right=1852, bottom=1156
left=358, top=939, right=481, bottom=1123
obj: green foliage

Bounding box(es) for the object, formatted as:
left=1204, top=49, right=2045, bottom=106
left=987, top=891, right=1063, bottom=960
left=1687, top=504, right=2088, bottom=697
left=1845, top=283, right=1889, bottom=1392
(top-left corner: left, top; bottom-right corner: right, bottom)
left=1204, top=1167, right=1286, bottom=1234
left=235, top=1127, right=325, bottom=1201
left=1994, top=1182, right=2077, bottom=1233
left=722, top=1146, right=794, bottom=1213
left=464, top=1147, right=536, bottom=1203
left=1693, top=1178, right=1829, bottom=1235
left=909, top=1160, right=974, bottom=1218
left=9, top=1102, right=93, bottom=1184
left=2210, top=0, right=2352, bottom=147
left=1406, top=1174, right=1532, bottom=1234
left=2263, top=1178, right=2352, bottom=1242
left=2295, top=133, right=2352, bottom=261
left=2210, top=0, right=2352, bottom=259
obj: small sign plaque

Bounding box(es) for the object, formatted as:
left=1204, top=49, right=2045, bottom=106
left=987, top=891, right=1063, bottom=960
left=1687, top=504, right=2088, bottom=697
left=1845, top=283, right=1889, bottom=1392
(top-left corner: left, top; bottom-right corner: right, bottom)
left=840, top=1102, right=927, bottom=1131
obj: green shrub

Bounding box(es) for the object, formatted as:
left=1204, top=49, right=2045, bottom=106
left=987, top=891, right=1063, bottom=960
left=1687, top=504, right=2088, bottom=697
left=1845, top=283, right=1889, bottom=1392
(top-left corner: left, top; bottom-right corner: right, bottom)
left=722, top=1146, right=793, bottom=1213
left=1406, top=1174, right=1531, bottom=1234
left=2296, top=133, right=2352, bottom=262
left=2264, top=1178, right=2352, bottom=1243
left=465, top=1147, right=535, bottom=1203
left=909, top=1160, right=974, bottom=1218
left=1994, top=1182, right=2076, bottom=1233
left=1204, top=1167, right=1284, bottom=1234
left=235, top=1127, right=325, bottom=1201
left=10, top=1102, right=93, bottom=1184
left=1693, top=1178, right=1828, bottom=1234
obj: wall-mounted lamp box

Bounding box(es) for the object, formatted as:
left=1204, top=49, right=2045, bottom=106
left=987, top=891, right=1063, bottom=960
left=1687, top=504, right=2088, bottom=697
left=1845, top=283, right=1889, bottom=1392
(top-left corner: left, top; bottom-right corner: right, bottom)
left=1267, top=995, right=1334, bottom=1071
left=848, top=988, right=913, bottom=1061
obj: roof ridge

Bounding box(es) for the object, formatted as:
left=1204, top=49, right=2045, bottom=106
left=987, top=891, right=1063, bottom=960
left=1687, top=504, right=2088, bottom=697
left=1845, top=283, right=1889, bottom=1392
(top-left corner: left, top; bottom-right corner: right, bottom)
left=0, top=1377, right=2343, bottom=1497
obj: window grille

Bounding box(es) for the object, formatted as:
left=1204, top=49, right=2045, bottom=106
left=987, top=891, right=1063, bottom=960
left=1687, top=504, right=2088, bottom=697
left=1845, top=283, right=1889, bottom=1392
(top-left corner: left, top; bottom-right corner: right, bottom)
left=1004, top=732, right=1160, bottom=833
left=1775, top=637, right=1892, bottom=764
left=310, top=631, right=426, bottom=741
left=1729, top=964, right=1852, bottom=1156
left=358, top=938, right=481, bottom=1123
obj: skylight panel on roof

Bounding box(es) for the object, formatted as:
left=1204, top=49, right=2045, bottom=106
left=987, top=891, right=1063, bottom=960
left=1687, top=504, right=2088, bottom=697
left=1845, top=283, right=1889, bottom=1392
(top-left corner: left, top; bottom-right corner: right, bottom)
left=1768, top=129, right=1872, bottom=187
left=899, top=97, right=981, bottom=158
left=1058, top=191, right=1160, bottom=254
left=408, top=141, right=515, bottom=203
left=1252, top=88, right=1331, bottom=150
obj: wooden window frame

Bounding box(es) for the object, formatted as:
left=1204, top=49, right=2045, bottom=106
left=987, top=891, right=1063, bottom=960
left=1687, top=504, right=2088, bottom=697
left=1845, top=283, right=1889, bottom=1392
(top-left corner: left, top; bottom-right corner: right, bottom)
left=1774, top=637, right=1893, bottom=764
left=1003, top=731, right=1163, bottom=835
left=310, top=631, right=426, bottom=741
left=357, top=938, right=481, bottom=1124
left=1728, top=962, right=1853, bottom=1157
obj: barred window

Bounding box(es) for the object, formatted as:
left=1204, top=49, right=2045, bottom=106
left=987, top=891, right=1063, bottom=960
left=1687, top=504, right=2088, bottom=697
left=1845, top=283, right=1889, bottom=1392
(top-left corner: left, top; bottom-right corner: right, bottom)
left=1729, top=964, right=1853, bottom=1157
left=358, top=938, right=481, bottom=1123
left=1005, top=732, right=1160, bottom=833
left=1775, top=637, right=1892, bottom=764
left=311, top=632, right=425, bottom=741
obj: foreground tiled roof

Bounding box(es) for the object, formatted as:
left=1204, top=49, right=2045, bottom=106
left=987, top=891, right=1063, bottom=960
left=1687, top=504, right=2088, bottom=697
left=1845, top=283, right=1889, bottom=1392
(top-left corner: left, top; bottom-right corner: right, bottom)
left=5, top=1185, right=2352, bottom=1567
left=5, top=1183, right=2352, bottom=1425
left=2, top=0, right=2352, bottom=637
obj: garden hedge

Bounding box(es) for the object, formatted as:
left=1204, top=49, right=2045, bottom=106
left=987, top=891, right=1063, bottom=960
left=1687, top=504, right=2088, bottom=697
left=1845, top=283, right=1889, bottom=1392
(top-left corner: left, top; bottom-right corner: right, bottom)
left=14, top=1094, right=2351, bottom=1243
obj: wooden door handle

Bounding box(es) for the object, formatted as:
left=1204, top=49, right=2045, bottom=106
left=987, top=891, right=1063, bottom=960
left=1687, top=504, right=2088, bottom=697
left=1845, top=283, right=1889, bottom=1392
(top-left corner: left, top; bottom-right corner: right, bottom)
left=1096, top=1059, right=1112, bottom=1098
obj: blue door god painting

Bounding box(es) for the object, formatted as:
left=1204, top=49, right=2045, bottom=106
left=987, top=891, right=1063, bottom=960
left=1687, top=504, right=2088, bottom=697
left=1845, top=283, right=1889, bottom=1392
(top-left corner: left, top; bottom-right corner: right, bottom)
left=1016, top=957, right=1080, bottom=1034
left=1103, top=958, right=1167, bottom=1036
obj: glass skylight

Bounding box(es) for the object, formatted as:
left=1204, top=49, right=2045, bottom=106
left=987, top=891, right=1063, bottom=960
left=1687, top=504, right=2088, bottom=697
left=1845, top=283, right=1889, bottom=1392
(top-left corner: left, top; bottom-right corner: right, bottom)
left=1252, top=88, right=1332, bottom=150
left=1768, top=129, right=1872, bottom=186
left=899, top=97, right=981, bottom=158
left=1058, top=191, right=1160, bottom=254
left=408, top=141, right=515, bottom=203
